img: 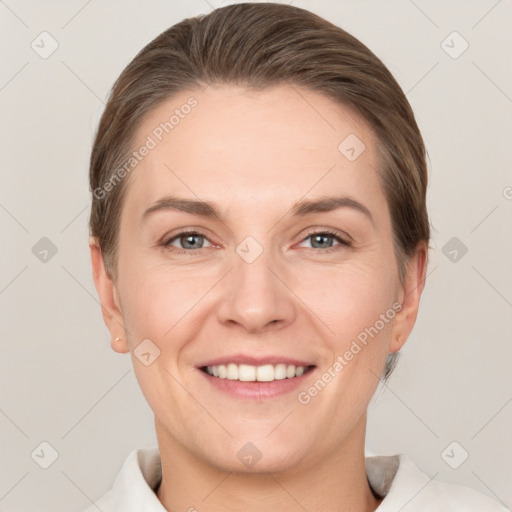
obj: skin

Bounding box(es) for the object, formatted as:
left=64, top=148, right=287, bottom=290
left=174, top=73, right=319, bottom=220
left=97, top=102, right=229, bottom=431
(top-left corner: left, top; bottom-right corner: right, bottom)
left=91, top=84, right=427, bottom=512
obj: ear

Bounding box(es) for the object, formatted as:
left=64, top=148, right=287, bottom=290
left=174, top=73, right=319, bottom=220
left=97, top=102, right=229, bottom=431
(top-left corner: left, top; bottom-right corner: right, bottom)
left=389, top=241, right=428, bottom=353
left=89, top=237, right=130, bottom=354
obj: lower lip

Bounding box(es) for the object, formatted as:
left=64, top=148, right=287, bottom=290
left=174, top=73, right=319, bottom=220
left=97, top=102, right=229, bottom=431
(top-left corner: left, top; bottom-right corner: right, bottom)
left=198, top=368, right=315, bottom=400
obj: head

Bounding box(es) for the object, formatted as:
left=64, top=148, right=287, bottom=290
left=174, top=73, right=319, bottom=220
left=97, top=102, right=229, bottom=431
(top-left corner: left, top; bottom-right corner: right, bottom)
left=89, top=3, right=429, bottom=473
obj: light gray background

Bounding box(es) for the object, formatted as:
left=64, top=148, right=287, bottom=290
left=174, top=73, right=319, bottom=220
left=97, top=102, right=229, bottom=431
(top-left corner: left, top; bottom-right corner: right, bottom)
left=1, top=0, right=511, bottom=510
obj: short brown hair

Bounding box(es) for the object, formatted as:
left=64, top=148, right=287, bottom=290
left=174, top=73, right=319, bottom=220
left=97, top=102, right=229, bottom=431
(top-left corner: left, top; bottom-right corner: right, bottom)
left=89, top=2, right=430, bottom=377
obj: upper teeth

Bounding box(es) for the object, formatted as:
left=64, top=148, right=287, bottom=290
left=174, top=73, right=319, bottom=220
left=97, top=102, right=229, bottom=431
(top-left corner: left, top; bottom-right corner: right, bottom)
left=205, top=363, right=307, bottom=382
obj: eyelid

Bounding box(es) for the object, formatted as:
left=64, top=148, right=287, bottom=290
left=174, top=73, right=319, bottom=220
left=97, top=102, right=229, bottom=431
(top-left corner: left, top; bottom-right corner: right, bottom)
left=296, top=227, right=353, bottom=250
left=301, top=226, right=351, bottom=241
left=162, top=228, right=217, bottom=251
left=161, top=227, right=353, bottom=254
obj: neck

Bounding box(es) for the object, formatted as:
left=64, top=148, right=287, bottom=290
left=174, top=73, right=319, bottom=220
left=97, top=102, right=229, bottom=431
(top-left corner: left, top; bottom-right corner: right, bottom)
left=155, top=415, right=382, bottom=512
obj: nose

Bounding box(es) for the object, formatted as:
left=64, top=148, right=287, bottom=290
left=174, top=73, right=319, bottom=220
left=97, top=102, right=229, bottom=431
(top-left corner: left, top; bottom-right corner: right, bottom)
left=216, top=243, right=297, bottom=334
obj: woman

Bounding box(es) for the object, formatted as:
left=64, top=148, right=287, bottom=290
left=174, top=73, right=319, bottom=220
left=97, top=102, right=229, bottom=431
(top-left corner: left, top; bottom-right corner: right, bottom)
left=86, top=3, right=506, bottom=511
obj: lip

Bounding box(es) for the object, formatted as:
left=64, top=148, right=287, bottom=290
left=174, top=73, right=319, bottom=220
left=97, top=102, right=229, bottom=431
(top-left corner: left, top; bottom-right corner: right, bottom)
left=197, top=364, right=316, bottom=400
left=197, top=355, right=314, bottom=367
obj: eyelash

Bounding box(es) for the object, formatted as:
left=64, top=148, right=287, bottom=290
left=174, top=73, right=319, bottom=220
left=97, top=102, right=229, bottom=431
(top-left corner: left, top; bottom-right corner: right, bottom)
left=162, top=228, right=352, bottom=256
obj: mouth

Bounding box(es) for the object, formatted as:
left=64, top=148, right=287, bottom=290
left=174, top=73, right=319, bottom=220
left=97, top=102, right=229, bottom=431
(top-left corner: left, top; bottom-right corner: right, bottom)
left=200, top=363, right=315, bottom=382
left=197, top=359, right=317, bottom=400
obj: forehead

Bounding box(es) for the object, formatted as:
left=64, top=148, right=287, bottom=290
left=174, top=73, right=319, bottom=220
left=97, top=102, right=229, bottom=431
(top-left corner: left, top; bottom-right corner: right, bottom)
left=124, top=84, right=386, bottom=219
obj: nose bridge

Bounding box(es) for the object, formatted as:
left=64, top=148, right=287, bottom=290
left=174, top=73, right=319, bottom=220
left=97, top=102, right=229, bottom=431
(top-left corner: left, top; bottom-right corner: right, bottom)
left=216, top=236, right=296, bottom=332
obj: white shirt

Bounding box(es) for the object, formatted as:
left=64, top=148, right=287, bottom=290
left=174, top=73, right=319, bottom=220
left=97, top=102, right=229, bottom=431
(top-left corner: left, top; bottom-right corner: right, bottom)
left=84, top=447, right=508, bottom=511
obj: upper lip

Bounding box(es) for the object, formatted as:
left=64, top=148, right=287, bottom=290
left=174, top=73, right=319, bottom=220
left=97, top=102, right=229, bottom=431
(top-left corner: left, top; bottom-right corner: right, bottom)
left=198, top=355, right=315, bottom=368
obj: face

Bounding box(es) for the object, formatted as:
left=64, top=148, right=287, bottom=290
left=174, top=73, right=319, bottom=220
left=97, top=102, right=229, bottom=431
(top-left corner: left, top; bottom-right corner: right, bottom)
left=92, top=84, right=425, bottom=474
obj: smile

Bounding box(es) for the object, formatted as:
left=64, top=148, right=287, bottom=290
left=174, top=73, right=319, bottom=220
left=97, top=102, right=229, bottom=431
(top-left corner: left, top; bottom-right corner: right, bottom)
left=202, top=363, right=315, bottom=382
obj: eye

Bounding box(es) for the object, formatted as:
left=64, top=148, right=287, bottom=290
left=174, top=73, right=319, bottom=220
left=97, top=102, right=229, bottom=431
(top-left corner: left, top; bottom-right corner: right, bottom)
left=299, top=229, right=352, bottom=252
left=161, top=228, right=352, bottom=255
left=163, top=231, right=213, bottom=253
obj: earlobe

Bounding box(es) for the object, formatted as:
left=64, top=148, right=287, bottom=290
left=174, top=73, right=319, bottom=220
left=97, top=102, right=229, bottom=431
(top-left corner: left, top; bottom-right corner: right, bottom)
left=389, top=241, right=428, bottom=353
left=111, top=335, right=129, bottom=354
left=389, top=333, right=405, bottom=353
left=89, top=237, right=130, bottom=354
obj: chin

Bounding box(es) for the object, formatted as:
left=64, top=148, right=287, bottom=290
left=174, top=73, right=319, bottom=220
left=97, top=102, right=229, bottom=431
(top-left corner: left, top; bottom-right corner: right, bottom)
left=202, top=432, right=311, bottom=475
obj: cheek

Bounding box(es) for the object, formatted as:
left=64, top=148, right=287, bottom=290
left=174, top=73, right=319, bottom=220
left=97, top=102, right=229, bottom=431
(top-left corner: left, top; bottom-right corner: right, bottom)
left=291, top=256, right=396, bottom=406
left=291, top=256, right=397, bottom=341
left=118, top=265, right=209, bottom=422
left=118, top=259, right=206, bottom=339
left=119, top=245, right=398, bottom=353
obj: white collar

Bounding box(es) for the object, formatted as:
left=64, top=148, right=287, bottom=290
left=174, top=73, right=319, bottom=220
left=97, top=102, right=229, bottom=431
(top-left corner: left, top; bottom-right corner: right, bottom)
left=85, top=447, right=507, bottom=511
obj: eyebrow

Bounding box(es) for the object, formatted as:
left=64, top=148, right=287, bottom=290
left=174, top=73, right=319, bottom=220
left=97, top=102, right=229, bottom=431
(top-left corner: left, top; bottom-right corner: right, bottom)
left=141, top=195, right=374, bottom=225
